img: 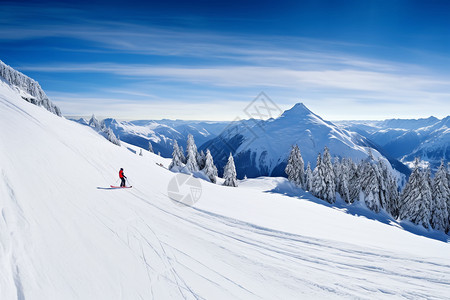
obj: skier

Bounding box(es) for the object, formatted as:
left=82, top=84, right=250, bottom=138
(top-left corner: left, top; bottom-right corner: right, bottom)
left=119, top=168, right=127, bottom=187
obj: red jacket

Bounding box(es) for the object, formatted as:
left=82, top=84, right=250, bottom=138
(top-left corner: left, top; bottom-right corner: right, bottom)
left=119, top=170, right=124, bottom=178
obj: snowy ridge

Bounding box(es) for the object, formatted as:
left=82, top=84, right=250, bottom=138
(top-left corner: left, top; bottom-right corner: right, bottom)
left=1, top=73, right=450, bottom=298
left=202, top=103, right=396, bottom=179
left=338, top=116, right=450, bottom=169
left=0, top=60, right=61, bottom=116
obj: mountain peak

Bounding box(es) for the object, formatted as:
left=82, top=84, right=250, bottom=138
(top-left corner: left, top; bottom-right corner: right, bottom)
left=281, top=102, right=315, bottom=118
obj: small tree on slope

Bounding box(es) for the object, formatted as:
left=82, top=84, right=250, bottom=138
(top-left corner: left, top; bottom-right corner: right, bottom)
left=203, top=149, right=218, bottom=183
left=430, top=161, right=450, bottom=232
left=179, top=146, right=186, bottom=164
left=169, top=140, right=184, bottom=170
left=312, top=153, right=325, bottom=199
left=399, top=158, right=432, bottom=229
left=223, top=153, right=238, bottom=187
left=198, top=150, right=206, bottom=170
left=148, top=141, right=154, bottom=153
left=322, top=147, right=336, bottom=203
left=285, top=145, right=305, bottom=188
left=104, top=127, right=121, bottom=146
left=305, top=162, right=313, bottom=192
left=359, top=161, right=381, bottom=213
left=338, top=158, right=352, bottom=203
left=185, top=134, right=199, bottom=172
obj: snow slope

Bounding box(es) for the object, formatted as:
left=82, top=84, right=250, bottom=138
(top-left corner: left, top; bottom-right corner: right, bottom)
left=1, top=80, right=450, bottom=299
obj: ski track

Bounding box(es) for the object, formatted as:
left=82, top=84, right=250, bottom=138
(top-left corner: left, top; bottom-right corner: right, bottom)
left=86, top=185, right=450, bottom=299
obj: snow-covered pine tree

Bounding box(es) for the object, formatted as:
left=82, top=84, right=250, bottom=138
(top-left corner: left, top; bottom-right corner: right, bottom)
left=375, top=159, right=389, bottom=211
left=338, top=158, right=351, bottom=203
left=378, top=159, right=400, bottom=218
left=89, top=114, right=101, bottom=130
left=203, top=149, right=218, bottom=183
left=285, top=145, right=305, bottom=188
left=348, top=159, right=361, bottom=203
left=185, top=134, right=199, bottom=172
left=179, top=145, right=186, bottom=164
left=333, top=157, right=341, bottom=194
left=305, top=162, right=313, bottom=192
left=223, top=153, right=238, bottom=187
left=198, top=150, right=206, bottom=170
left=359, top=161, right=381, bottom=213
left=312, top=153, right=325, bottom=199
left=104, top=127, right=121, bottom=146
left=447, top=163, right=450, bottom=231
left=0, top=59, right=62, bottom=116
left=148, top=141, right=154, bottom=153
left=169, top=140, right=184, bottom=170
left=322, top=147, right=336, bottom=203
left=430, top=161, right=450, bottom=232
left=387, top=175, right=400, bottom=218
left=399, top=158, right=432, bottom=228
left=185, top=147, right=199, bottom=172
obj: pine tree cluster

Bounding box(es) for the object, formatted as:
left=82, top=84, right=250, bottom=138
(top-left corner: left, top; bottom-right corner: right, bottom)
left=286, top=145, right=450, bottom=233
left=1, top=60, right=62, bottom=116
left=89, top=114, right=121, bottom=146
left=169, top=134, right=227, bottom=185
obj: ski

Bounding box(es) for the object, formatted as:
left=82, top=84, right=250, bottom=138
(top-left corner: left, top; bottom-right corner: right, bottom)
left=110, top=185, right=132, bottom=189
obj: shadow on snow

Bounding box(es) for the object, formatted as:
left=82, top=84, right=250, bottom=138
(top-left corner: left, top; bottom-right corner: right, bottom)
left=266, top=180, right=450, bottom=243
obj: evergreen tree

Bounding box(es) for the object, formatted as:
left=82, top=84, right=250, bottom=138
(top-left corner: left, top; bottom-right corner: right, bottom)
left=385, top=173, right=400, bottom=218
left=322, top=147, right=336, bottom=203
left=333, top=157, right=341, bottom=195
left=203, top=149, right=218, bottom=183
left=169, top=140, right=184, bottom=170
left=185, top=134, right=199, bottom=172
left=312, top=149, right=336, bottom=203
left=305, top=162, right=313, bottom=192
left=338, top=158, right=351, bottom=203
left=198, top=150, right=206, bottom=170
left=285, top=145, right=305, bottom=188
left=223, top=153, right=238, bottom=187
left=88, top=114, right=101, bottom=130
left=179, top=146, right=186, bottom=164
left=148, top=141, right=154, bottom=153
left=185, top=147, right=199, bottom=172
left=399, top=158, right=432, bottom=228
left=104, top=127, right=121, bottom=146
left=312, top=153, right=325, bottom=199
left=348, top=159, right=361, bottom=203
left=359, top=161, right=381, bottom=212
left=447, top=163, right=450, bottom=231
left=430, top=161, right=449, bottom=232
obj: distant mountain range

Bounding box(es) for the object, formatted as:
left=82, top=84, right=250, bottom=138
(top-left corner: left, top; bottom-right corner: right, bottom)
left=336, top=116, right=450, bottom=170
left=71, top=103, right=418, bottom=179
left=70, top=117, right=229, bottom=157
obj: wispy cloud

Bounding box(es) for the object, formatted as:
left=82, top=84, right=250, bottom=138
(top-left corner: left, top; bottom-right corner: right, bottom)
left=2, top=1, right=449, bottom=120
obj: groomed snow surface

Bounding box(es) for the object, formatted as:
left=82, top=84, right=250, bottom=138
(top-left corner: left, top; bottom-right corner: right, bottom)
left=1, top=81, right=449, bottom=299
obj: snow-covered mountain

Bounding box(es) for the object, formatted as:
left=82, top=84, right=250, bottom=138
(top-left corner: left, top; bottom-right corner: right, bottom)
left=337, top=116, right=450, bottom=170
left=1, top=65, right=450, bottom=299
left=201, top=103, right=406, bottom=178
left=0, top=60, right=61, bottom=116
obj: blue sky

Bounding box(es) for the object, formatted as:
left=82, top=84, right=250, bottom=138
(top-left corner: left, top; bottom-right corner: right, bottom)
left=1, top=0, right=450, bottom=120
